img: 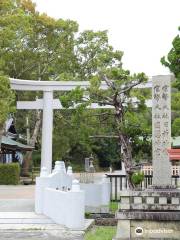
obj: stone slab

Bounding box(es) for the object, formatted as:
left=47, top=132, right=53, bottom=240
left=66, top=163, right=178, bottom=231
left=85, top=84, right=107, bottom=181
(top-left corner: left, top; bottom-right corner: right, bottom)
left=0, top=212, right=94, bottom=231
left=0, top=229, right=84, bottom=240
left=122, top=203, right=180, bottom=211
left=114, top=219, right=180, bottom=239
left=115, top=220, right=130, bottom=239
left=119, top=190, right=180, bottom=197
left=130, top=220, right=180, bottom=239
left=116, top=211, right=180, bottom=221
left=85, top=206, right=109, bottom=213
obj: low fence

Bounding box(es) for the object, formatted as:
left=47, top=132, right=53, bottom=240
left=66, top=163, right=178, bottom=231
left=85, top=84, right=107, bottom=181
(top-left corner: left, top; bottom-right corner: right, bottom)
left=106, top=174, right=180, bottom=201
left=142, top=165, right=180, bottom=176
left=20, top=167, right=40, bottom=184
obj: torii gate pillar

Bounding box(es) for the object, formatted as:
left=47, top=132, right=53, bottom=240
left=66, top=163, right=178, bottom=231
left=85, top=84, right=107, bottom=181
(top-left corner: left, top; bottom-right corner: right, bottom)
left=41, top=91, right=53, bottom=172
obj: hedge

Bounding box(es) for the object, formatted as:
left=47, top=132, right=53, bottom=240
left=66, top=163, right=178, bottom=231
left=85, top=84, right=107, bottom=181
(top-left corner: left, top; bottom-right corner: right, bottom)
left=0, top=163, right=20, bottom=185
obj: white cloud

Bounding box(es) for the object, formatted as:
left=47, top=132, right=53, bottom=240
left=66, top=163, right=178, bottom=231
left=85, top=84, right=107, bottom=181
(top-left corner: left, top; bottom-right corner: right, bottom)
left=33, top=0, right=180, bottom=76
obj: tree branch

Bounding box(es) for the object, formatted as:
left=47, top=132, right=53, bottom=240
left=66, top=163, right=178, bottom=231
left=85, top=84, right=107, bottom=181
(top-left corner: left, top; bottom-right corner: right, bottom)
left=88, top=112, right=115, bottom=117
left=119, top=80, right=143, bottom=95
left=89, top=135, right=119, bottom=138
left=100, top=73, right=116, bottom=90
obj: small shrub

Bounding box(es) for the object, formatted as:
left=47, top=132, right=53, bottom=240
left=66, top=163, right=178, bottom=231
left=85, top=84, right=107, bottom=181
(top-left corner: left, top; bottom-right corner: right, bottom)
left=85, top=212, right=91, bottom=218
left=131, top=171, right=144, bottom=186
left=109, top=201, right=118, bottom=214
left=0, top=163, right=20, bottom=185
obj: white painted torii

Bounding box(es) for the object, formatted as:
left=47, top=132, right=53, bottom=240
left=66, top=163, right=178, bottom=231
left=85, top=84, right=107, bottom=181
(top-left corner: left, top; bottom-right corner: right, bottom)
left=10, top=78, right=152, bottom=174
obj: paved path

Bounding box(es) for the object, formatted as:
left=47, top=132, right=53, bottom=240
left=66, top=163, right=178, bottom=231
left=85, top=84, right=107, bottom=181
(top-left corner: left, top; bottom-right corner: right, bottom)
left=0, top=211, right=88, bottom=240
left=0, top=185, right=34, bottom=199
left=0, top=185, right=95, bottom=239
left=0, top=185, right=35, bottom=212
left=0, top=211, right=93, bottom=240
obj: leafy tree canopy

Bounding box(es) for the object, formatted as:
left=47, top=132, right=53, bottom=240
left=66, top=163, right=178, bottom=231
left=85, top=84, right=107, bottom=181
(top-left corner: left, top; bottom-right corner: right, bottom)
left=0, top=74, right=15, bottom=129
left=0, top=0, right=152, bottom=179
left=161, top=26, right=180, bottom=89
left=161, top=26, right=180, bottom=137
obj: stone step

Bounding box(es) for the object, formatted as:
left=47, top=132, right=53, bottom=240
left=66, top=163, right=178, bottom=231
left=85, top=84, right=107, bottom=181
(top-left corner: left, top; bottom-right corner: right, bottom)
left=0, top=212, right=55, bottom=224
left=0, top=218, right=55, bottom=224
left=0, top=212, right=50, bottom=219
left=0, top=219, right=94, bottom=231
left=0, top=224, right=67, bottom=230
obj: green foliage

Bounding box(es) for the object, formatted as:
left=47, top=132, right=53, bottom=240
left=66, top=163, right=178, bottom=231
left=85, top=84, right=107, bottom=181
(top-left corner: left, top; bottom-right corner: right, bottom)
left=0, top=163, right=20, bottom=185
left=60, top=87, right=84, bottom=108
left=75, top=30, right=123, bottom=80
left=172, top=118, right=180, bottom=136
left=53, top=109, right=98, bottom=163
left=162, top=27, right=180, bottom=137
left=85, top=226, right=116, bottom=240
left=0, top=1, right=152, bottom=172
left=93, top=139, right=120, bottom=169
left=0, top=0, right=78, bottom=80
left=0, top=74, right=15, bottom=129
left=60, top=65, right=151, bottom=168
left=109, top=201, right=118, bottom=214
left=85, top=212, right=91, bottom=218
left=131, top=171, right=144, bottom=186
left=32, top=150, right=41, bottom=167
left=161, top=26, right=180, bottom=89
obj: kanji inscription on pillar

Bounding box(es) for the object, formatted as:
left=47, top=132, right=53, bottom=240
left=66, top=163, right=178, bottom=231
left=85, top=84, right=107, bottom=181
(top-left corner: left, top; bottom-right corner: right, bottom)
left=152, top=75, right=172, bottom=186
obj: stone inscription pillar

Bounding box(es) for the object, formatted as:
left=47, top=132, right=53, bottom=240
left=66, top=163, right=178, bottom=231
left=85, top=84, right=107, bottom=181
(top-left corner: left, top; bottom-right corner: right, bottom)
left=152, top=75, right=172, bottom=186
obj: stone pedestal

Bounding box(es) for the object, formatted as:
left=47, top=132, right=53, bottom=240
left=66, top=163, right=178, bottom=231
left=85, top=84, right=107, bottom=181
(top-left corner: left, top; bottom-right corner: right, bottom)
left=114, top=189, right=180, bottom=239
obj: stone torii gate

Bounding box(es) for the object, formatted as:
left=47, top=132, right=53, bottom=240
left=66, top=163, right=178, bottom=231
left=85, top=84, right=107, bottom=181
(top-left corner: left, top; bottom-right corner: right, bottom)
left=10, top=79, right=111, bottom=173
left=10, top=78, right=152, bottom=174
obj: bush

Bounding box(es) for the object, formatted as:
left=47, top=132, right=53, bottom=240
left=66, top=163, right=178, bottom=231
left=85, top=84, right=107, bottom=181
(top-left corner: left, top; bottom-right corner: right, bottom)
left=131, top=171, right=144, bottom=186
left=0, top=163, right=20, bottom=185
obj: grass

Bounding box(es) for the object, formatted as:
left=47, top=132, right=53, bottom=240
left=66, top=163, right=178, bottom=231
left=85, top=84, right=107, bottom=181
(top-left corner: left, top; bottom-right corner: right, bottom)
left=109, top=201, right=118, bottom=213
left=84, top=226, right=116, bottom=240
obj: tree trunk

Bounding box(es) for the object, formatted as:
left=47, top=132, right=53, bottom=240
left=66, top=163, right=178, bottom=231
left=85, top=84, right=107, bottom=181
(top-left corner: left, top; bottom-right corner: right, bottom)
left=118, top=134, right=135, bottom=189
left=0, top=127, right=3, bottom=159
left=21, top=110, right=42, bottom=176
left=114, top=104, right=135, bottom=189
left=0, top=124, right=5, bottom=163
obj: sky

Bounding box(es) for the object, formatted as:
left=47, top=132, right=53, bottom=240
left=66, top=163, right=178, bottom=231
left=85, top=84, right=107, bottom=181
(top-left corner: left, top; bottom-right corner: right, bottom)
left=33, top=0, right=180, bottom=77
